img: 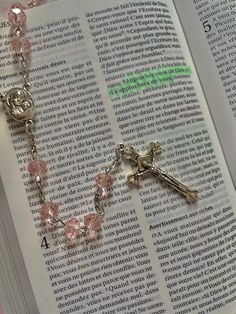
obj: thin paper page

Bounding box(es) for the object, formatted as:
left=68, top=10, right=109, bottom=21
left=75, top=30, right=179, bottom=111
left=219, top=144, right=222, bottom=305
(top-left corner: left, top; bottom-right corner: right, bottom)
left=174, top=0, right=236, bottom=187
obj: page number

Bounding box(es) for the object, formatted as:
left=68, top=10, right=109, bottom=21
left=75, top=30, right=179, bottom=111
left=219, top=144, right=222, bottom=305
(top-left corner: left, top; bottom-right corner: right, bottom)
left=41, top=236, right=50, bottom=249
left=203, top=20, right=211, bottom=32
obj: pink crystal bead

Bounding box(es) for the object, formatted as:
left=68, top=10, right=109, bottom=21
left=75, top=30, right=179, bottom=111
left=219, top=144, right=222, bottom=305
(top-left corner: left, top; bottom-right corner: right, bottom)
left=8, top=3, right=27, bottom=26
left=11, top=36, right=31, bottom=54
left=39, top=202, right=59, bottom=223
left=96, top=172, right=113, bottom=188
left=96, top=172, right=113, bottom=197
left=21, top=37, right=31, bottom=54
left=84, top=213, right=102, bottom=233
left=27, top=160, right=47, bottom=176
left=11, top=36, right=22, bottom=53
left=64, top=218, right=80, bottom=240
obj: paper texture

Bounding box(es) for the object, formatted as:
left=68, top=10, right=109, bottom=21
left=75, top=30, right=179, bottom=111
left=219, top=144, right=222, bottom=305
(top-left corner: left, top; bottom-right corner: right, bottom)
left=174, top=0, right=236, bottom=187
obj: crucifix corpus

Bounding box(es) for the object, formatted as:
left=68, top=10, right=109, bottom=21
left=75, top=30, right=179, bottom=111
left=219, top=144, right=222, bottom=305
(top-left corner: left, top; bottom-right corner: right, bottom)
left=117, top=142, right=198, bottom=203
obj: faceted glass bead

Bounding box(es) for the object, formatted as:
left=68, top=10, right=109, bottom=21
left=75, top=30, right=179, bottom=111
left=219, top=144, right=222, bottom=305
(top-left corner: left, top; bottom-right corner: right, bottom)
left=8, top=3, right=27, bottom=26
left=11, top=36, right=22, bottom=54
left=39, top=202, right=59, bottom=223
left=95, top=172, right=113, bottom=188
left=64, top=218, right=80, bottom=240
left=11, top=36, right=31, bottom=55
left=84, top=213, right=102, bottom=233
left=21, top=37, right=31, bottom=54
left=27, top=160, right=47, bottom=176
left=9, top=2, right=26, bottom=10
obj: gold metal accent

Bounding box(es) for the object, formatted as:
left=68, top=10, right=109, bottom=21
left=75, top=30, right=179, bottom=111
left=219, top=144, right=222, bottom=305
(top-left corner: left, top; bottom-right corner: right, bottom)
left=118, top=142, right=198, bottom=203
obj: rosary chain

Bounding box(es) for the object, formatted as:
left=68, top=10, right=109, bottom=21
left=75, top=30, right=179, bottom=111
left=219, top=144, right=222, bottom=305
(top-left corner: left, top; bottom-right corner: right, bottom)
left=94, top=146, right=122, bottom=217
left=13, top=25, right=30, bottom=89
left=6, top=1, right=115, bottom=240
left=25, top=120, right=46, bottom=203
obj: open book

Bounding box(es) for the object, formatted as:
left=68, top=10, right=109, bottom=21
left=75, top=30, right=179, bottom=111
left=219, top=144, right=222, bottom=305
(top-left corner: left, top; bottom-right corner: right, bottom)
left=0, top=0, right=236, bottom=313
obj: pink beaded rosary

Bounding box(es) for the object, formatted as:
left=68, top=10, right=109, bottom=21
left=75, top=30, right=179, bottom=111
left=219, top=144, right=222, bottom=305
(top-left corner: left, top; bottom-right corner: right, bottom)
left=1, top=1, right=198, bottom=241
left=0, top=1, right=122, bottom=241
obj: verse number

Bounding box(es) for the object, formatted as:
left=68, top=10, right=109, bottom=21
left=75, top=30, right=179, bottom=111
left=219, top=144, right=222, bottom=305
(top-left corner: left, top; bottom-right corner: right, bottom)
left=203, top=20, right=211, bottom=33
left=41, top=236, right=50, bottom=249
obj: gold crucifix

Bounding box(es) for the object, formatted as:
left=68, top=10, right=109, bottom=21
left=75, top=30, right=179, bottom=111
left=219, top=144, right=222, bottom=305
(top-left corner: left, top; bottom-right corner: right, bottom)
left=118, top=142, right=198, bottom=203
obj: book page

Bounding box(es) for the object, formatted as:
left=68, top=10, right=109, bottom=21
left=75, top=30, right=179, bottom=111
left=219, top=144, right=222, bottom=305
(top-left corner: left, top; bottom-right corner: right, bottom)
left=174, top=0, right=236, bottom=187
left=0, top=178, right=39, bottom=314
left=1, top=0, right=236, bottom=313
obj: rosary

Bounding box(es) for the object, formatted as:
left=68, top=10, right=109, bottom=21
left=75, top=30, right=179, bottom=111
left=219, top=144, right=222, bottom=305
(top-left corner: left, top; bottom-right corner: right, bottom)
left=0, top=2, right=198, bottom=241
